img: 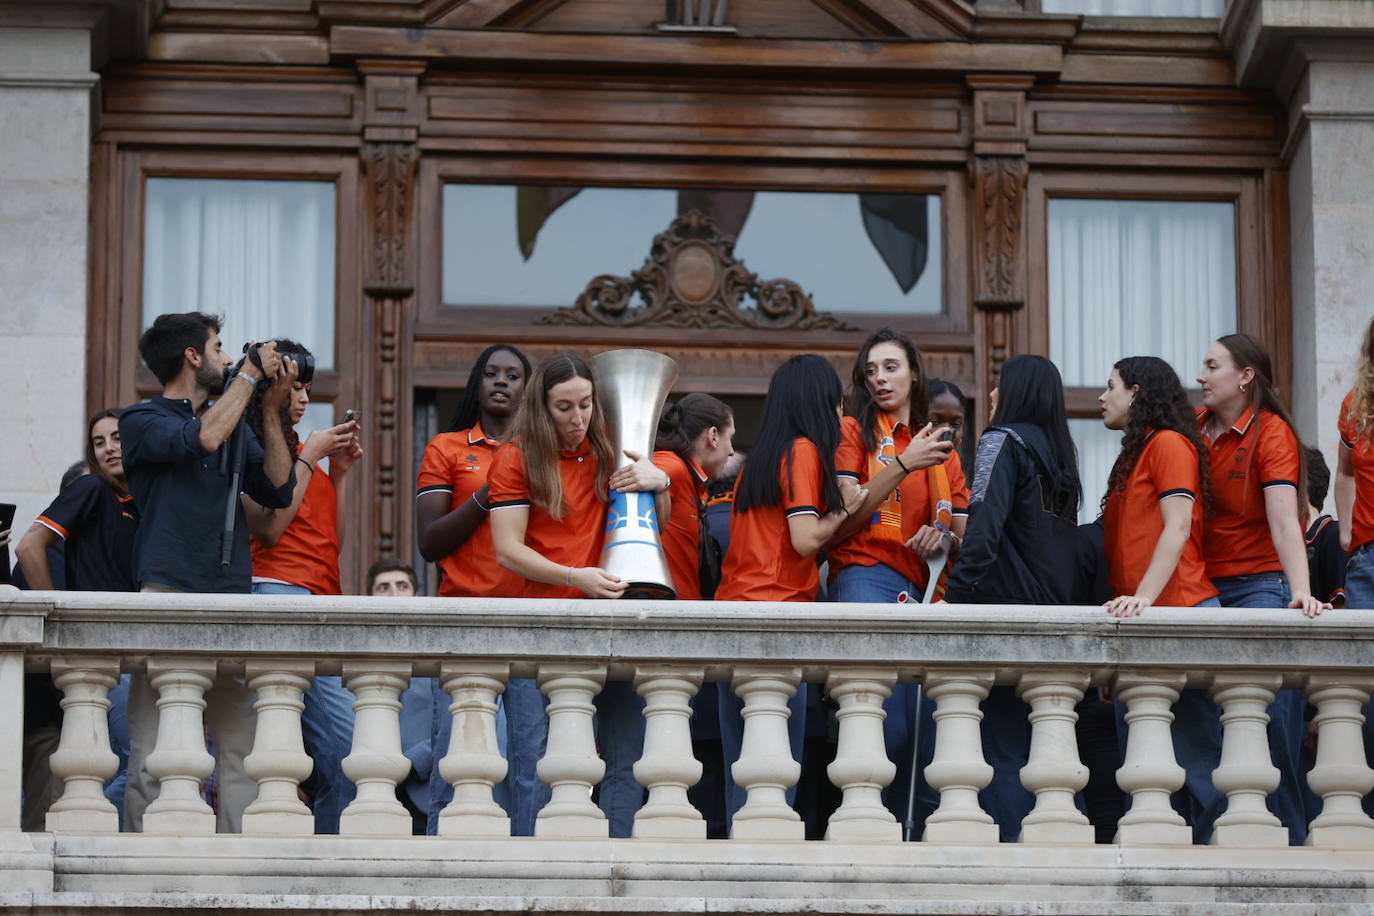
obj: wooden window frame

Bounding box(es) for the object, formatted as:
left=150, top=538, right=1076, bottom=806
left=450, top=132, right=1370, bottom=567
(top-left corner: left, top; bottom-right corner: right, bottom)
left=1025, top=169, right=1283, bottom=419
left=102, top=149, right=362, bottom=413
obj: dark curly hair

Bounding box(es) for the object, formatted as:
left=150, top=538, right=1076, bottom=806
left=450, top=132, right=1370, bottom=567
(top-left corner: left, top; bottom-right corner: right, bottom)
left=1102, top=356, right=1210, bottom=514
left=245, top=338, right=308, bottom=455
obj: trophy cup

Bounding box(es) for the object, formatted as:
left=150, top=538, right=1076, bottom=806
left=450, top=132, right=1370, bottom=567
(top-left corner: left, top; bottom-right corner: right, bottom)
left=589, top=348, right=679, bottom=599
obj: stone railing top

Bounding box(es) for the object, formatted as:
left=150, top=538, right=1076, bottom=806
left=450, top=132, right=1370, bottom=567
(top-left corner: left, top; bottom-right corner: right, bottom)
left=3, top=585, right=1372, bottom=682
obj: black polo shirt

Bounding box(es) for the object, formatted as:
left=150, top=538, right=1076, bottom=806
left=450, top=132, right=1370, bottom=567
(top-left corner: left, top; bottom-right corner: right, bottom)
left=34, top=475, right=138, bottom=592
left=120, top=396, right=295, bottom=594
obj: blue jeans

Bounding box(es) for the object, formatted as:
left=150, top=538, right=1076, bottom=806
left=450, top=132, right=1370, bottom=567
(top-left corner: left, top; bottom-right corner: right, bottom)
left=595, top=680, right=646, bottom=838
left=501, top=678, right=550, bottom=836
left=829, top=563, right=938, bottom=836
left=1340, top=544, right=1374, bottom=817
left=104, top=674, right=131, bottom=820
left=253, top=581, right=357, bottom=834
left=1212, top=573, right=1312, bottom=844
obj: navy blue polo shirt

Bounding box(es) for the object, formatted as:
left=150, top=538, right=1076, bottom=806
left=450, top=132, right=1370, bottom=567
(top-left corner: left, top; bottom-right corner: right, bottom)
left=120, top=396, right=295, bottom=594
left=34, top=475, right=139, bottom=592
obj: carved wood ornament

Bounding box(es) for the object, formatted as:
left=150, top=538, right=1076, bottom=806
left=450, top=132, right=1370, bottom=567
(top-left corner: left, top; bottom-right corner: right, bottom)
left=362, top=141, right=420, bottom=558
left=972, top=154, right=1028, bottom=311
left=543, top=210, right=857, bottom=332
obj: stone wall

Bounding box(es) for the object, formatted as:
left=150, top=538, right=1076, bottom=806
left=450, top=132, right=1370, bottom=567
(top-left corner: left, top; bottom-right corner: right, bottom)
left=0, top=5, right=101, bottom=541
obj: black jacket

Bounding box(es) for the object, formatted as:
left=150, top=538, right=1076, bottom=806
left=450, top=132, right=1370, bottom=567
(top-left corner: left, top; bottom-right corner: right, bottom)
left=944, top=423, right=1079, bottom=606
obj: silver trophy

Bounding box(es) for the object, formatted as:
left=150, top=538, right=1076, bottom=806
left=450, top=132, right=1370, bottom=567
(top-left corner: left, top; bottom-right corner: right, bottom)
left=589, top=348, right=679, bottom=599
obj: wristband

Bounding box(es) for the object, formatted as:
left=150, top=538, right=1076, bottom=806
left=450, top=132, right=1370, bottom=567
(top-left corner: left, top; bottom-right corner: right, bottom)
left=295, top=457, right=313, bottom=474
left=237, top=370, right=260, bottom=386
left=894, top=453, right=911, bottom=474
left=565, top=566, right=573, bottom=587
left=471, top=492, right=490, bottom=512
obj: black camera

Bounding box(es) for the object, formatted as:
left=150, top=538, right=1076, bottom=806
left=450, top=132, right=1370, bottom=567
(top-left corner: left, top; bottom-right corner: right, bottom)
left=235, top=340, right=315, bottom=386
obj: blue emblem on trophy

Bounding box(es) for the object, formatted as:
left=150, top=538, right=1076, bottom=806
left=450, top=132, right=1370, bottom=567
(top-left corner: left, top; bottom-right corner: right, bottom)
left=589, top=349, right=678, bottom=599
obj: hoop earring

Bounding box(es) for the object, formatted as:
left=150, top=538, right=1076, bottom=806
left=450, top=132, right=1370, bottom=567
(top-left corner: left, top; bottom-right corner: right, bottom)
left=1240, top=383, right=1247, bottom=394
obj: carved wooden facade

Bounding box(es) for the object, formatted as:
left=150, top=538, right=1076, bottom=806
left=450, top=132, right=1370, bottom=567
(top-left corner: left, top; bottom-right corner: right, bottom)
left=89, top=0, right=1289, bottom=590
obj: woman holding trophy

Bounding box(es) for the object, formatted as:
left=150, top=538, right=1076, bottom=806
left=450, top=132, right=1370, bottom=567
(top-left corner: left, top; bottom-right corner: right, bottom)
left=488, top=351, right=669, bottom=837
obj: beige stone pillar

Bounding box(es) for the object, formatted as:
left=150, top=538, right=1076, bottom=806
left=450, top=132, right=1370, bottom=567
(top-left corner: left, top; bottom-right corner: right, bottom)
left=241, top=661, right=316, bottom=835
left=436, top=662, right=511, bottom=838
left=824, top=668, right=899, bottom=843
left=922, top=669, right=998, bottom=843
left=0, top=651, right=23, bottom=832
left=340, top=662, right=413, bottom=836
left=535, top=664, right=608, bottom=838
left=1208, top=673, right=1286, bottom=847
left=1114, top=670, right=1190, bottom=845
left=632, top=665, right=705, bottom=840
left=729, top=666, right=804, bottom=841
left=142, top=658, right=218, bottom=835
left=45, top=657, right=121, bottom=833
left=1017, top=670, right=1092, bottom=845
left=1304, top=674, right=1374, bottom=847
left=1222, top=1, right=1374, bottom=488
left=0, top=10, right=100, bottom=537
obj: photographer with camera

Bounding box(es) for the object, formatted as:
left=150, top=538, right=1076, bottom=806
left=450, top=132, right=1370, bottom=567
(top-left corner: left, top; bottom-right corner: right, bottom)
left=118, top=311, right=298, bottom=833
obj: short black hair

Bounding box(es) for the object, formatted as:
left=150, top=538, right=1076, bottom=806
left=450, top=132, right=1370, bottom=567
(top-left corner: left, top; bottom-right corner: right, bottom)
left=60, top=460, right=88, bottom=492
left=1306, top=446, right=1330, bottom=509
left=366, top=557, right=416, bottom=593
left=138, top=312, right=222, bottom=385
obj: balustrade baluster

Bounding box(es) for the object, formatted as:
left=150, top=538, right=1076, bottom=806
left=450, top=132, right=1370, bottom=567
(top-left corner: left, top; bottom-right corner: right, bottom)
left=1208, top=673, right=1285, bottom=846
left=339, top=661, right=413, bottom=835
left=1305, top=674, right=1374, bottom=847
left=436, top=662, right=510, bottom=837
left=632, top=665, right=705, bottom=839
left=45, top=657, right=120, bottom=833
left=241, top=661, right=315, bottom=835
left=1016, top=670, right=1092, bottom=844
left=825, top=668, right=899, bottom=842
left=535, top=664, right=608, bottom=838
left=142, top=658, right=217, bottom=834
left=922, top=669, right=997, bottom=843
left=729, top=666, right=804, bottom=840
left=1114, top=670, right=1190, bottom=845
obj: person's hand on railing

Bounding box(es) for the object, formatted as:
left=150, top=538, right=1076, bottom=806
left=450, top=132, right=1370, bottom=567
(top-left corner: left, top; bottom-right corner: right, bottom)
left=1288, top=591, right=1330, bottom=618
left=1104, top=594, right=1150, bottom=618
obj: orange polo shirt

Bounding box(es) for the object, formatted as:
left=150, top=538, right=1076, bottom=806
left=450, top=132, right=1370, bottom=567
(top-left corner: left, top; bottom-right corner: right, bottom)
left=652, top=450, right=708, bottom=601
left=250, top=443, right=340, bottom=596
left=1197, top=406, right=1301, bottom=578
left=416, top=423, right=523, bottom=598
left=831, top=415, right=970, bottom=590
left=1338, top=390, right=1374, bottom=552
left=1103, top=429, right=1217, bottom=607
left=487, top=437, right=607, bottom=600
left=716, top=438, right=825, bottom=603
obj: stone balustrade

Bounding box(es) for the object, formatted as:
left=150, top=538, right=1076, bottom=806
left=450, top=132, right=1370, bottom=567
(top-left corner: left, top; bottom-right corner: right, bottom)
left=2, top=586, right=1374, bottom=914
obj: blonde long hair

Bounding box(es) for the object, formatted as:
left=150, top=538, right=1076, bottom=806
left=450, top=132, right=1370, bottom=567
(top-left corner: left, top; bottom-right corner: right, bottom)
left=508, top=352, right=615, bottom=519
left=1352, top=318, right=1374, bottom=442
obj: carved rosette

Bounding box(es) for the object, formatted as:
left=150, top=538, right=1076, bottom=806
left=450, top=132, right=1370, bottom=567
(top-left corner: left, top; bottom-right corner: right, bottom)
left=543, top=210, right=856, bottom=332
left=972, top=155, right=1027, bottom=311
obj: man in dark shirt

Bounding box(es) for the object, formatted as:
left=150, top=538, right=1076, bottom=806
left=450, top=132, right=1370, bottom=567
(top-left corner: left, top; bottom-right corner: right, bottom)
left=119, top=311, right=297, bottom=834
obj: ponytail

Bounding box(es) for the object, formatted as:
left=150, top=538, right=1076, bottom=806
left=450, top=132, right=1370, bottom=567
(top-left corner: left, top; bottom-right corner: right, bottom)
left=654, top=393, right=733, bottom=464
